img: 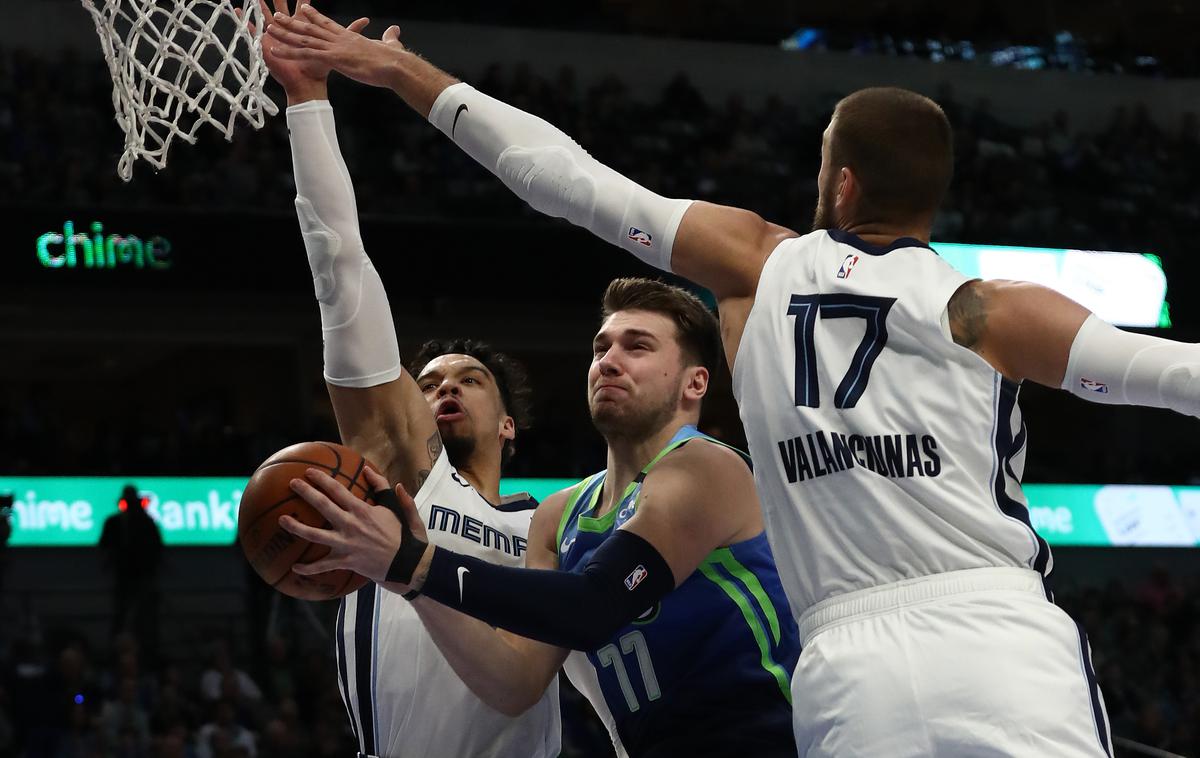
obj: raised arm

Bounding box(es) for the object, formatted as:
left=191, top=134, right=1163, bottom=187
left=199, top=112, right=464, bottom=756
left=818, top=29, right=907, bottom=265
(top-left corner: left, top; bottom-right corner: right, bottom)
left=265, top=7, right=797, bottom=303
left=948, top=279, right=1200, bottom=416
left=259, top=1, right=440, bottom=493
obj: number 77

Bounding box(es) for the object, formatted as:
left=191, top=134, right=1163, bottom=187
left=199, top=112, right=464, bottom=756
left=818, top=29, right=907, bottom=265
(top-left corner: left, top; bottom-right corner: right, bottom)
left=788, top=294, right=896, bottom=409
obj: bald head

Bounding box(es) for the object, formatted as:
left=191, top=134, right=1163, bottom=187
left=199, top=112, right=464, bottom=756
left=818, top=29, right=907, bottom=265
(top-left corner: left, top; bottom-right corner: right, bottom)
left=824, top=87, right=953, bottom=226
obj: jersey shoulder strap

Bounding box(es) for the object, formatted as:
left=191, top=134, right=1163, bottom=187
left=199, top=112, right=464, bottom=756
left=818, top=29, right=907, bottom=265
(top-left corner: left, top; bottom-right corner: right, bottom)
left=555, top=471, right=606, bottom=553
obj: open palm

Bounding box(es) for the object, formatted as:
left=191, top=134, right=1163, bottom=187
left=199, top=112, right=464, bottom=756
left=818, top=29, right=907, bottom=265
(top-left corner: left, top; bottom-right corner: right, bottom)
left=242, top=0, right=367, bottom=91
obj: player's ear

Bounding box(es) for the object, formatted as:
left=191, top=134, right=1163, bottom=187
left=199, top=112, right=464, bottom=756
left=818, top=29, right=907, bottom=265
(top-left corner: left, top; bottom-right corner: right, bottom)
left=683, top=366, right=709, bottom=402
left=835, top=166, right=857, bottom=216
left=499, top=414, right=516, bottom=443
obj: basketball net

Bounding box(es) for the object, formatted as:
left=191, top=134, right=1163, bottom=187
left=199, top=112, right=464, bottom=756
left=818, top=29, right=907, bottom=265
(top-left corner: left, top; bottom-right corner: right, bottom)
left=80, top=0, right=279, bottom=181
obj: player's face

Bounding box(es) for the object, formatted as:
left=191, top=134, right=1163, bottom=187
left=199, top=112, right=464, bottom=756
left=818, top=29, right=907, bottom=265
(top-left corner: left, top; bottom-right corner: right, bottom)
left=588, top=310, right=694, bottom=440
left=417, top=354, right=514, bottom=466
left=812, top=120, right=840, bottom=231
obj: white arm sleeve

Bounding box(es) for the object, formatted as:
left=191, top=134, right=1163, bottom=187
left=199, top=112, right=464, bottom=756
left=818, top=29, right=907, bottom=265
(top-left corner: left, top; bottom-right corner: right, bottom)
left=427, top=82, right=692, bottom=273
left=287, top=101, right=402, bottom=388
left=1062, top=314, right=1200, bottom=418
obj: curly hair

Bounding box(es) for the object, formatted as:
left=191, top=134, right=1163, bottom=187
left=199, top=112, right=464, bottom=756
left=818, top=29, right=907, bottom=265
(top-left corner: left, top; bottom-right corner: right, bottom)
left=408, top=339, right=533, bottom=465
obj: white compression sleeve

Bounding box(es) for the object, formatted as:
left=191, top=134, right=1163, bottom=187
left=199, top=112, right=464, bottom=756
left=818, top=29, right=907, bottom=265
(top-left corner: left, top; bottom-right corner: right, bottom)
left=1062, top=314, right=1200, bottom=418
left=428, top=83, right=692, bottom=273
left=287, top=100, right=402, bottom=388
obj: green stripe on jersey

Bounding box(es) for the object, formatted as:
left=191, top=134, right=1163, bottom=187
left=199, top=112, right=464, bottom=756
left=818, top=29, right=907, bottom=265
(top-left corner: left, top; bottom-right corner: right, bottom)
left=698, top=558, right=792, bottom=703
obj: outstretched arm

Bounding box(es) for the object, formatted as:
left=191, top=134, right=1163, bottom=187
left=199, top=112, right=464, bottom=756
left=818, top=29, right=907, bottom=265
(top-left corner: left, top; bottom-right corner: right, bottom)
left=257, top=0, right=440, bottom=493
left=949, top=279, right=1200, bottom=417
left=265, top=7, right=797, bottom=304
left=280, top=442, right=764, bottom=651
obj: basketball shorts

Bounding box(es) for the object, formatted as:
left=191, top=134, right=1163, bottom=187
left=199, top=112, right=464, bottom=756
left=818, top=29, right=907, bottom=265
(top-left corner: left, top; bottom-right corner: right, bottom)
left=792, top=567, right=1111, bottom=757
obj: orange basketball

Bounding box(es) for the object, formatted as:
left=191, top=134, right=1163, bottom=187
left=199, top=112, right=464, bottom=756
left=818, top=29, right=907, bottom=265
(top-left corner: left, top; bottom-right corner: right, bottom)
left=238, top=441, right=375, bottom=600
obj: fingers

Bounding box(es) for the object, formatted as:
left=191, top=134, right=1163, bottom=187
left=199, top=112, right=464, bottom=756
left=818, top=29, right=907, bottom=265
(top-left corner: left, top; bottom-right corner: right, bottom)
left=266, top=21, right=331, bottom=53
left=392, top=483, right=421, bottom=521
left=234, top=7, right=259, bottom=36
left=382, top=25, right=401, bottom=44
left=304, top=469, right=373, bottom=516
left=297, top=3, right=343, bottom=33
left=277, top=513, right=337, bottom=546
left=270, top=11, right=336, bottom=43
left=362, top=466, right=389, bottom=492
left=270, top=0, right=288, bottom=19
left=291, top=557, right=343, bottom=576
left=287, top=472, right=351, bottom=526
left=347, top=17, right=370, bottom=34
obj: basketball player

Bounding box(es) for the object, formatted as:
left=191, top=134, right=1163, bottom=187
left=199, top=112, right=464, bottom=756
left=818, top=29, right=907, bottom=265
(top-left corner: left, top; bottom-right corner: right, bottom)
left=269, top=8, right=1200, bottom=755
left=255, top=2, right=559, bottom=756
left=282, top=277, right=800, bottom=757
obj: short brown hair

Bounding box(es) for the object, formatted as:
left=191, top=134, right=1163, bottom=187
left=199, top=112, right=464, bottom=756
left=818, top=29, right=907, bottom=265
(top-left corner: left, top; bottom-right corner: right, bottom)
left=601, top=278, right=722, bottom=373
left=830, top=87, right=953, bottom=221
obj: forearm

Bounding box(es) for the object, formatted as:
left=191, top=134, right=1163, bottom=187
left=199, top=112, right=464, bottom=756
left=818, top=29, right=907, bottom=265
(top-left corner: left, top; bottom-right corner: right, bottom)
left=287, top=102, right=401, bottom=388
left=1062, top=314, right=1200, bottom=416
left=382, top=49, right=460, bottom=119
left=405, top=530, right=674, bottom=651
left=422, top=82, right=691, bottom=273
left=410, top=597, right=562, bottom=716
left=284, top=81, right=328, bottom=107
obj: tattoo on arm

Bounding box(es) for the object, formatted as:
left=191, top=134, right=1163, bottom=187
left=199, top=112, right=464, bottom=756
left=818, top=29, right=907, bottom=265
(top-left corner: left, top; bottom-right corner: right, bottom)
left=427, top=432, right=443, bottom=465
left=949, top=281, right=989, bottom=349
left=414, top=432, right=442, bottom=492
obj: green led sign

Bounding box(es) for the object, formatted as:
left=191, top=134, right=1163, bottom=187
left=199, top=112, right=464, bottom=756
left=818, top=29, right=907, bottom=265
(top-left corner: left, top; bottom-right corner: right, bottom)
left=36, top=220, right=172, bottom=270
left=1, top=477, right=1197, bottom=548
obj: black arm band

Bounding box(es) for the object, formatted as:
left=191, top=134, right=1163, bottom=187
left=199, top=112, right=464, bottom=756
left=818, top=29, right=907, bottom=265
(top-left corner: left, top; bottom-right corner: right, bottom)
left=420, top=530, right=676, bottom=650
left=373, top=488, right=428, bottom=586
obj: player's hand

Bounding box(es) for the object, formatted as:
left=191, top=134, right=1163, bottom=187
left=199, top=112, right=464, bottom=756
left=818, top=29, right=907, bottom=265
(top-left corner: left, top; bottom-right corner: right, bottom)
left=266, top=4, right=408, bottom=92
left=237, top=0, right=368, bottom=104
left=279, top=466, right=408, bottom=583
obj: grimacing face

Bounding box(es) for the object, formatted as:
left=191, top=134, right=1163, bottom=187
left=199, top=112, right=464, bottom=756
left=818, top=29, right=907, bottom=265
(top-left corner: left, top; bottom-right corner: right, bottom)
left=416, top=353, right=514, bottom=466
left=588, top=309, right=694, bottom=441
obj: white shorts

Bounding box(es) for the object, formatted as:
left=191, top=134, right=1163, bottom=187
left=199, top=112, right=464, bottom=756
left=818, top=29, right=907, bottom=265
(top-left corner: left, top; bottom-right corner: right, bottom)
left=793, top=567, right=1111, bottom=757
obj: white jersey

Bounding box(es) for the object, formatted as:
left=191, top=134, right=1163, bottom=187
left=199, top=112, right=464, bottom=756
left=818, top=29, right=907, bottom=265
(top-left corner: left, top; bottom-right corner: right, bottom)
left=337, top=449, right=560, bottom=758
left=733, top=229, right=1051, bottom=614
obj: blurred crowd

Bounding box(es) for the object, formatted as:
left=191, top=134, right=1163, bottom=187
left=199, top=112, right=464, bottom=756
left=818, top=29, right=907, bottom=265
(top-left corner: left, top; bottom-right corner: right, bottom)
left=0, top=565, right=1195, bottom=757
left=1056, top=567, right=1200, bottom=756
left=2, top=47, right=1198, bottom=257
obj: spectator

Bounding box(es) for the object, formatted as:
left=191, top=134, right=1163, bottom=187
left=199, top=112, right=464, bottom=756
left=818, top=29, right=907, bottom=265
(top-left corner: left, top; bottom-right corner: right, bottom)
left=99, top=485, right=164, bottom=658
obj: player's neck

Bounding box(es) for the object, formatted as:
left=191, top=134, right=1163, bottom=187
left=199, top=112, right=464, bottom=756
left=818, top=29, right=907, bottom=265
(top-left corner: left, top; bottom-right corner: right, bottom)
left=599, top=420, right=689, bottom=516
left=455, top=456, right=503, bottom=506
left=841, top=220, right=932, bottom=247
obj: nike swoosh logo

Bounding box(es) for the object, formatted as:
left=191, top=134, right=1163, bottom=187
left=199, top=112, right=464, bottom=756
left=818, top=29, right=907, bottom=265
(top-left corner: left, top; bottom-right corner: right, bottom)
left=457, top=565, right=470, bottom=601
left=451, top=103, right=468, bottom=138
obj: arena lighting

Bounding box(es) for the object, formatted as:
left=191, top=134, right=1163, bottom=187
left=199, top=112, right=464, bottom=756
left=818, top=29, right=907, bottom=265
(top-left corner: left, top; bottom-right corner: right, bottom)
left=35, top=220, right=173, bottom=270
left=934, top=242, right=1171, bottom=328
left=1, top=477, right=1197, bottom=548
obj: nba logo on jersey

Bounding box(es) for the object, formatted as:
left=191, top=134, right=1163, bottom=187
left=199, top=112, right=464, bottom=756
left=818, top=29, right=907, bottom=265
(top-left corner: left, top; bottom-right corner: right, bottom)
left=624, top=565, right=648, bottom=590
left=836, top=254, right=860, bottom=279
left=628, top=227, right=653, bottom=246
left=1080, top=377, right=1110, bottom=394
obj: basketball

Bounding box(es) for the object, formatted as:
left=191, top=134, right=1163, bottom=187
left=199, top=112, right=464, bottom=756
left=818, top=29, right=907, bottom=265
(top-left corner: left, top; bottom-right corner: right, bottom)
left=238, top=441, right=376, bottom=600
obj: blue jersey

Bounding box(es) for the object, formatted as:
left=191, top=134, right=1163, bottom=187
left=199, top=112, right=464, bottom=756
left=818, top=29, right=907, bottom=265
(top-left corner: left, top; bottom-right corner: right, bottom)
left=556, top=425, right=799, bottom=757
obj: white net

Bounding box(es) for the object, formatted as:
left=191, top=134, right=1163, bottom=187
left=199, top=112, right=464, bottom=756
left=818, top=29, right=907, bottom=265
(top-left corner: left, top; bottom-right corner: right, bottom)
left=80, top=0, right=279, bottom=181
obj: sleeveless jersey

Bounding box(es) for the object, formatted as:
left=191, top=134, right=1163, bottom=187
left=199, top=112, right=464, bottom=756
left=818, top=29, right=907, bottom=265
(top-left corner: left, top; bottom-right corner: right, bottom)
left=732, top=229, right=1051, bottom=615
left=556, top=425, right=799, bottom=758
left=337, top=448, right=560, bottom=758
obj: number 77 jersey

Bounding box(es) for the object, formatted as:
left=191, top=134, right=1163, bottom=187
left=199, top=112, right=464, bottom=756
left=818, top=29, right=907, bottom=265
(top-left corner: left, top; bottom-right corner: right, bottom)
left=733, top=229, right=1053, bottom=616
